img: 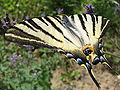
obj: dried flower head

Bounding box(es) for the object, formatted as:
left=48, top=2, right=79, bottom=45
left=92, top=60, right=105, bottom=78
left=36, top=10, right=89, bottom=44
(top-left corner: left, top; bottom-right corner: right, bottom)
left=41, top=14, right=45, bottom=17
left=0, top=12, right=17, bottom=35
left=57, top=8, right=63, bottom=15
left=25, top=45, right=32, bottom=53
left=25, top=16, right=30, bottom=20
left=115, top=7, right=120, bottom=14
left=9, top=55, right=21, bottom=62
left=85, top=4, right=95, bottom=15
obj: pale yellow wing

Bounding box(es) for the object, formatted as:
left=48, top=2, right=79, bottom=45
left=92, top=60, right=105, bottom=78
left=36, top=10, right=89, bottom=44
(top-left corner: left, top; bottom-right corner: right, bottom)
left=5, top=15, right=81, bottom=52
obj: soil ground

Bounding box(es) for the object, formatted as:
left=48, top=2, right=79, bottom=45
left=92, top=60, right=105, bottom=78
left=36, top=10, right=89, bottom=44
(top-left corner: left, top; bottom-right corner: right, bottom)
left=51, top=64, right=120, bottom=90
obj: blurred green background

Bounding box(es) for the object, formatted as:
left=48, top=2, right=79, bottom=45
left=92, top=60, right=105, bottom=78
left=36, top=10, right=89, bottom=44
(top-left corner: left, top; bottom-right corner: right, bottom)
left=0, top=0, right=120, bottom=90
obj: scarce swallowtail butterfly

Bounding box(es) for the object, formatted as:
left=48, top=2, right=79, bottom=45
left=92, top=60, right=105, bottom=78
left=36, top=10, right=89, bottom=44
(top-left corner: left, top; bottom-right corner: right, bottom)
left=4, top=14, right=110, bottom=88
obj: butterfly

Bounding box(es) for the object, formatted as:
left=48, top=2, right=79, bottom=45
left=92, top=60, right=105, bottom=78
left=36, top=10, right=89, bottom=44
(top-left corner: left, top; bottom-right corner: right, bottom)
left=4, top=14, right=110, bottom=88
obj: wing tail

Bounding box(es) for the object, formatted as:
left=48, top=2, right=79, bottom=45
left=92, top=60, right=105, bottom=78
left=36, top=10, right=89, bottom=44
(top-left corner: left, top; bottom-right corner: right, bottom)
left=82, top=63, right=101, bottom=88
left=87, top=68, right=101, bottom=88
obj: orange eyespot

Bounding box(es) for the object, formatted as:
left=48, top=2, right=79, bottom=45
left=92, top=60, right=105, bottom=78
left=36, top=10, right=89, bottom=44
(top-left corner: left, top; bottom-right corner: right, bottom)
left=81, top=46, right=94, bottom=53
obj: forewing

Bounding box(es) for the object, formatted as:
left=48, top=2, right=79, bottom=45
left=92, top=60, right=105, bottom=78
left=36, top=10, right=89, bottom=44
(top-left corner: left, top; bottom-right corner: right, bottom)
left=69, top=14, right=110, bottom=48
left=5, top=16, right=65, bottom=50
left=4, top=15, right=82, bottom=52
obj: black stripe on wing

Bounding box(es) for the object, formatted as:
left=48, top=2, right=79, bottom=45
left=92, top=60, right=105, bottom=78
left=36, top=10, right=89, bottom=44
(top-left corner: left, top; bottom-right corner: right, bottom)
left=44, top=17, right=63, bottom=34
left=54, top=16, right=63, bottom=26
left=55, top=15, right=62, bottom=20
left=78, top=14, right=86, bottom=30
left=63, top=15, right=85, bottom=45
left=5, top=35, right=63, bottom=50
left=100, top=18, right=110, bottom=38
left=78, top=14, right=89, bottom=38
left=83, top=14, right=87, bottom=21
left=43, top=16, right=79, bottom=47
left=90, top=14, right=95, bottom=36
left=27, top=19, right=63, bottom=43
left=71, top=15, right=75, bottom=22
left=95, top=15, right=98, bottom=23
left=101, top=17, right=110, bottom=31
left=37, top=17, right=48, bottom=26
left=6, top=26, right=45, bottom=43
left=20, top=22, right=37, bottom=32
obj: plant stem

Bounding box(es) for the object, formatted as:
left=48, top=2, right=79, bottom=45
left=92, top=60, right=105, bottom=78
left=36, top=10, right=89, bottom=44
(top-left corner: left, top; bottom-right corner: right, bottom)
left=105, top=52, right=120, bottom=58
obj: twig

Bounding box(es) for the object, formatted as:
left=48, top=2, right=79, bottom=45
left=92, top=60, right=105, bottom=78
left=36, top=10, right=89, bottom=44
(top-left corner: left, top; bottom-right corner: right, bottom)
left=105, top=52, right=120, bottom=58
